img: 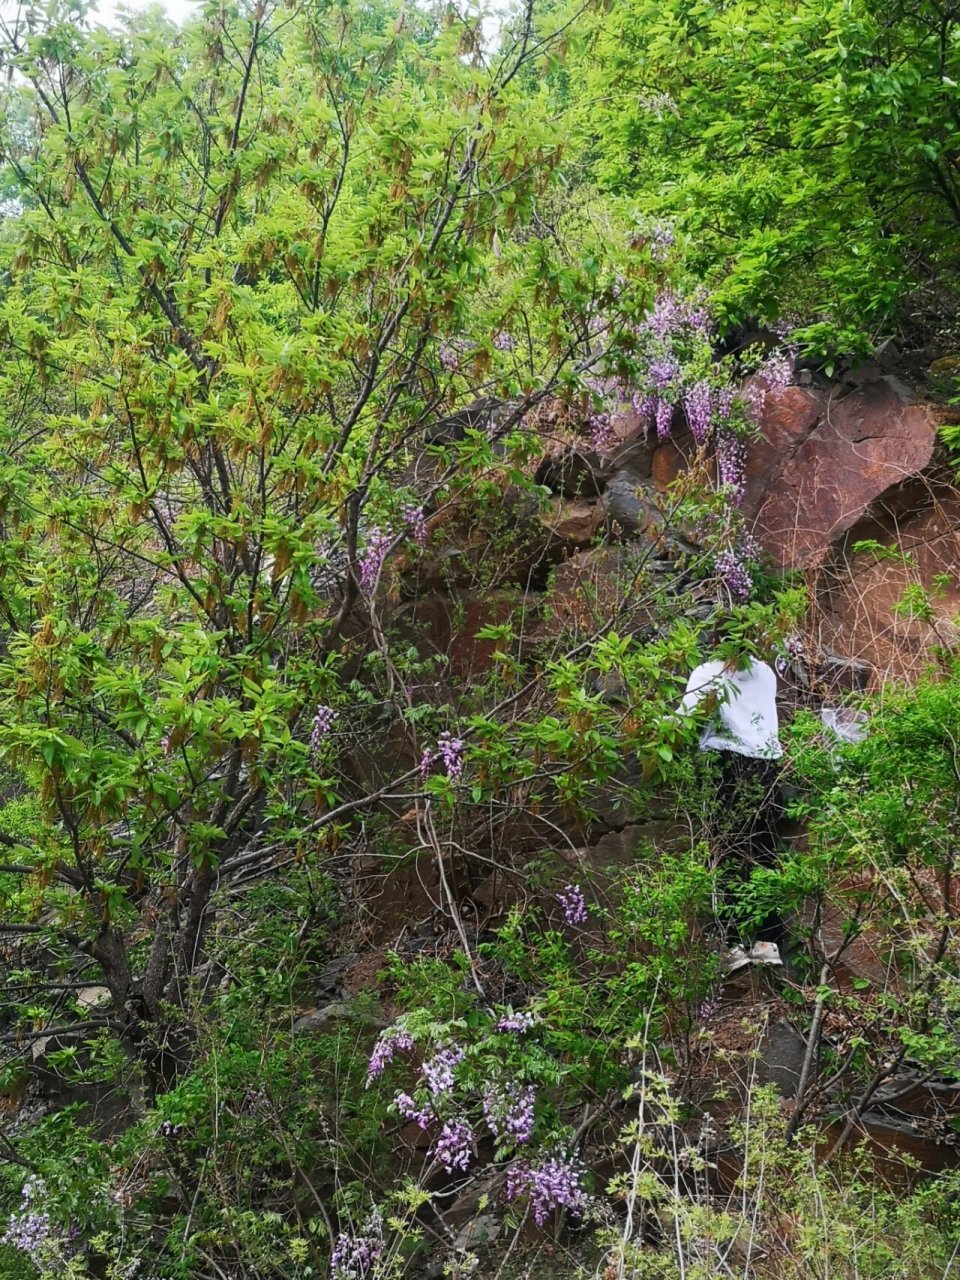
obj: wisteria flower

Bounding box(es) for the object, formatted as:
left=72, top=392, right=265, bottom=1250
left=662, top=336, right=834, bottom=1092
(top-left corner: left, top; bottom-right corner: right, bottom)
left=557, top=883, right=588, bottom=926
left=310, top=704, right=338, bottom=756
left=366, top=1025, right=415, bottom=1082
left=431, top=1118, right=475, bottom=1172
left=496, top=1010, right=538, bottom=1033
left=716, top=430, right=747, bottom=504
left=684, top=381, right=713, bottom=445
left=654, top=397, right=674, bottom=441
left=437, top=731, right=465, bottom=780
left=648, top=222, right=675, bottom=262
left=483, top=1082, right=536, bottom=1144
left=422, top=1043, right=465, bottom=1097
left=330, top=1207, right=384, bottom=1280
left=394, top=1091, right=435, bottom=1129
left=715, top=549, right=752, bottom=602
left=505, top=1152, right=587, bottom=1226
left=403, top=504, right=427, bottom=547
left=358, top=528, right=392, bottom=592
left=758, top=350, right=794, bottom=397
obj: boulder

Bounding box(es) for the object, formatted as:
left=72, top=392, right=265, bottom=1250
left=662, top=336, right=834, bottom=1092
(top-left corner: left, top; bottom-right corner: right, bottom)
left=602, top=470, right=667, bottom=538
left=816, top=495, right=960, bottom=684
left=539, top=497, right=604, bottom=547
left=757, top=1018, right=809, bottom=1098
left=749, top=378, right=941, bottom=570
left=535, top=446, right=607, bottom=499
left=539, top=546, right=660, bottom=643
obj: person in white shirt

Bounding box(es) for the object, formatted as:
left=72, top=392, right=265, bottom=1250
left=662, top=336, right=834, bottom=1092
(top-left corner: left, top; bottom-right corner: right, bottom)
left=678, top=650, right=786, bottom=972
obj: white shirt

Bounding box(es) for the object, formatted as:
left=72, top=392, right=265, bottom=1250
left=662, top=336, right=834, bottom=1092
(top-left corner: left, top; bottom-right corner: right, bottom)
left=678, top=658, right=782, bottom=759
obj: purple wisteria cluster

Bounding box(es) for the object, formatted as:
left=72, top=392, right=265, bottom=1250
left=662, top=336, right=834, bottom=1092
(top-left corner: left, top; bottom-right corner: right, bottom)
left=716, top=430, right=747, bottom=504
left=493, top=331, right=517, bottom=352
left=625, top=290, right=713, bottom=445
left=420, top=730, right=466, bottom=782
left=1, top=1177, right=75, bottom=1269
left=423, top=1043, right=465, bottom=1096
left=496, top=1009, right=538, bottom=1033
left=557, top=883, right=588, bottom=926
left=483, top=1082, right=536, bottom=1143
left=775, top=632, right=806, bottom=675
left=310, top=704, right=338, bottom=757
left=642, top=289, right=710, bottom=340
left=358, top=528, right=392, bottom=593
left=433, top=1118, right=475, bottom=1172
left=403, top=504, right=428, bottom=547
left=647, top=223, right=676, bottom=262
left=395, top=1091, right=435, bottom=1129
left=366, top=1024, right=415, bottom=1082
left=583, top=373, right=616, bottom=452
left=715, top=549, right=753, bottom=602
left=506, top=1152, right=588, bottom=1226
left=330, top=1207, right=384, bottom=1280
left=439, top=337, right=468, bottom=371
left=699, top=989, right=722, bottom=1023
left=683, top=380, right=713, bottom=445
left=371, top=1020, right=544, bottom=1182
left=744, top=350, right=795, bottom=421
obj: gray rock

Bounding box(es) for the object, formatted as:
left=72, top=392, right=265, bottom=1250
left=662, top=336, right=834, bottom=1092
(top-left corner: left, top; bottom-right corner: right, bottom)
left=292, top=1001, right=356, bottom=1035
left=758, top=1017, right=808, bottom=1098
left=535, top=447, right=609, bottom=498
left=453, top=1214, right=501, bottom=1252
left=601, top=470, right=664, bottom=536
left=315, top=953, right=360, bottom=1002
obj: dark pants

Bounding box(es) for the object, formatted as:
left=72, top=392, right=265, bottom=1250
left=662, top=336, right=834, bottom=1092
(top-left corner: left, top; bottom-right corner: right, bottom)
left=711, top=751, right=785, bottom=949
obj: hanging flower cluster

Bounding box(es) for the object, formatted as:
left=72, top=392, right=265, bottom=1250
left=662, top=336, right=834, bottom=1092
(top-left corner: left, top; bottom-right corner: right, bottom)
left=358, top=528, right=392, bottom=593
left=420, top=730, right=466, bottom=781
left=330, top=1207, right=384, bottom=1280
left=506, top=1152, right=588, bottom=1226
left=557, top=882, right=588, bottom=925
left=402, top=504, right=427, bottom=547
left=310, top=704, right=338, bottom=757
left=363, top=1015, right=571, bottom=1210
left=366, top=1025, right=415, bottom=1082
left=1, top=1178, right=78, bottom=1272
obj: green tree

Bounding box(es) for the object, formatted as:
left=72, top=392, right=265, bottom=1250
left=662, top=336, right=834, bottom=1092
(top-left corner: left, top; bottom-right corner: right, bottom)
left=0, top=0, right=600, bottom=1094
left=585, top=0, right=960, bottom=350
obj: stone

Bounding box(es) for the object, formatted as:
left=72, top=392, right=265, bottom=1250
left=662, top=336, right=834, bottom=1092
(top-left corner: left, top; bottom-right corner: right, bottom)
left=650, top=434, right=691, bottom=492
left=758, top=1017, right=808, bottom=1098
left=601, top=470, right=666, bottom=537
left=534, top=446, right=607, bottom=499
left=453, top=1214, right=501, bottom=1253
left=539, top=497, right=603, bottom=547
left=816, top=494, right=960, bottom=685
left=739, top=384, right=825, bottom=516
left=589, top=821, right=687, bottom=866
left=539, top=546, right=660, bottom=644
left=752, top=378, right=941, bottom=570
left=423, top=396, right=511, bottom=445
left=76, top=986, right=112, bottom=1010
left=292, top=1001, right=359, bottom=1035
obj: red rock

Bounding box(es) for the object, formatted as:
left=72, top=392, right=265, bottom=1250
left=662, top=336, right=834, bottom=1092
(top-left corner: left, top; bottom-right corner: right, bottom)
left=539, top=497, right=603, bottom=547
left=651, top=435, right=689, bottom=491
left=539, top=547, right=659, bottom=643
left=740, top=383, right=826, bottom=517
left=752, top=379, right=941, bottom=569
left=816, top=496, right=960, bottom=685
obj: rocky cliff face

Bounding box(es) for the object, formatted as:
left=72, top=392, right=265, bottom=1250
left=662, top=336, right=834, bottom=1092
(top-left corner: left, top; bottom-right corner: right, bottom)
left=545, top=371, right=960, bottom=686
